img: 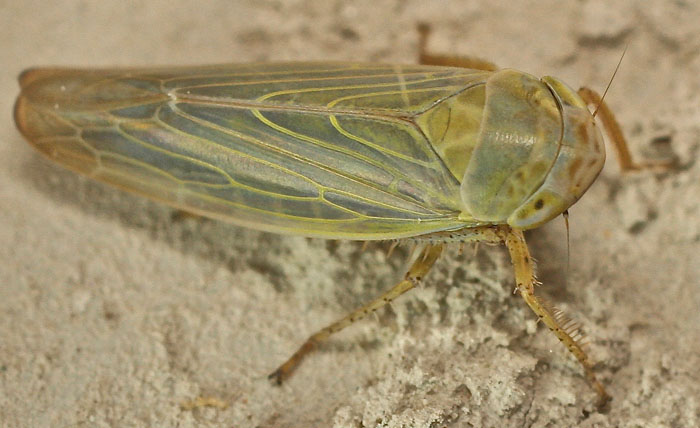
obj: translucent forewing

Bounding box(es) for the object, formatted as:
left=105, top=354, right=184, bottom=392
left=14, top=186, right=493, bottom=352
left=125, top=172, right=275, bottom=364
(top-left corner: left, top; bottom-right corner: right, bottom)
left=15, top=63, right=495, bottom=239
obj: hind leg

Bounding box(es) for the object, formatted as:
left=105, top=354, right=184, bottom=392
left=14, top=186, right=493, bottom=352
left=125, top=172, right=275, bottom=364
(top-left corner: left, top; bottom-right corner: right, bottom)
left=268, top=244, right=444, bottom=384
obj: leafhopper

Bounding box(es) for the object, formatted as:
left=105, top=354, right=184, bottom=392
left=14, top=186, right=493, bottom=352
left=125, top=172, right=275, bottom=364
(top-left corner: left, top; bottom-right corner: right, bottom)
left=14, top=25, right=648, bottom=407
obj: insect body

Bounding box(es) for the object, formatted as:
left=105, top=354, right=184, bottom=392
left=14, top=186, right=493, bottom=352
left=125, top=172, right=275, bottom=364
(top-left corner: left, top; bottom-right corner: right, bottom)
left=15, top=40, right=639, bottom=406
left=15, top=63, right=604, bottom=237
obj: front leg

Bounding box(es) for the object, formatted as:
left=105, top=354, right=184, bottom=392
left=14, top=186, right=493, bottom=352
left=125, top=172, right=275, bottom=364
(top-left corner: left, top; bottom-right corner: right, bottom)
left=500, top=226, right=611, bottom=408
left=578, top=87, right=673, bottom=172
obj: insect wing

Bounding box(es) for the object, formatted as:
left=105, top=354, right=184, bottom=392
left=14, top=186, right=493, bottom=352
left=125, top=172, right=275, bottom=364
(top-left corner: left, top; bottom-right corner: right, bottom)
left=15, top=63, right=488, bottom=239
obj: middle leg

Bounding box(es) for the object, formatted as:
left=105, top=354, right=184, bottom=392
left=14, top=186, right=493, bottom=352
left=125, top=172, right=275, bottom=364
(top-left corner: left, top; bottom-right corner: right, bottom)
left=417, top=23, right=498, bottom=71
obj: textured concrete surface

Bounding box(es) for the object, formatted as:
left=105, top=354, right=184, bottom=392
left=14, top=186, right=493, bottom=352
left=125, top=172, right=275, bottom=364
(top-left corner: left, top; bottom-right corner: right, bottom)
left=1, top=1, right=699, bottom=427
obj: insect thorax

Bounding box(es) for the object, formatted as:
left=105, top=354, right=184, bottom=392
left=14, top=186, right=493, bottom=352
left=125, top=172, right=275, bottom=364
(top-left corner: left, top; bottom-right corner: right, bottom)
left=418, top=69, right=605, bottom=230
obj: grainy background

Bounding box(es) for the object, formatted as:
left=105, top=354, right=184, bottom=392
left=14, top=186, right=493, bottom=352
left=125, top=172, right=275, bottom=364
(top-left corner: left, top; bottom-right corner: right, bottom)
left=1, top=1, right=698, bottom=427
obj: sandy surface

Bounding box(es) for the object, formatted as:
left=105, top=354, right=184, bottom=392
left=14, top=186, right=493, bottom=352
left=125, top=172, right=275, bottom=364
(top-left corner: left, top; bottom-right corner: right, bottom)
left=1, top=1, right=699, bottom=427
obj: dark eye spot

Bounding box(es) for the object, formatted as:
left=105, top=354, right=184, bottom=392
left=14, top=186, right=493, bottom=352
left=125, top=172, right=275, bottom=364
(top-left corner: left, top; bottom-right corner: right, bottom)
left=534, top=199, right=544, bottom=210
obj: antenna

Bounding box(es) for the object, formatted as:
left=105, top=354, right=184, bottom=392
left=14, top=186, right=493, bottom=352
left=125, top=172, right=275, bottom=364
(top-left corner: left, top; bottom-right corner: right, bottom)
left=563, top=210, right=570, bottom=289
left=593, top=42, right=629, bottom=118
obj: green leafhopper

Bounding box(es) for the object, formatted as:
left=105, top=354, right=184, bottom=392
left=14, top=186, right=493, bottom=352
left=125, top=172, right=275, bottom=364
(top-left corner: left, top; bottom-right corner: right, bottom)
left=16, top=25, right=655, bottom=407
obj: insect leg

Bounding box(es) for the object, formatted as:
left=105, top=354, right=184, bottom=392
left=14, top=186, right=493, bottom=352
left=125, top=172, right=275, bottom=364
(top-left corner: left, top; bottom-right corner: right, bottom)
left=269, top=243, right=443, bottom=385
left=578, top=87, right=641, bottom=171
left=502, top=226, right=611, bottom=408
left=579, top=87, right=673, bottom=172
left=416, top=23, right=498, bottom=71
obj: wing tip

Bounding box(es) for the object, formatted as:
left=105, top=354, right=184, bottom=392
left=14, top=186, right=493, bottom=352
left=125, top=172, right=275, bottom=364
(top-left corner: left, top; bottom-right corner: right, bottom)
left=15, top=67, right=65, bottom=138
left=18, top=67, right=63, bottom=89
left=13, top=89, right=31, bottom=139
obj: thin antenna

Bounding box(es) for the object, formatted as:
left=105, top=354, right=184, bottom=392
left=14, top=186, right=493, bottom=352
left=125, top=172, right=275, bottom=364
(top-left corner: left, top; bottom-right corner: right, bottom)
left=563, top=210, right=570, bottom=289
left=593, top=42, right=629, bottom=118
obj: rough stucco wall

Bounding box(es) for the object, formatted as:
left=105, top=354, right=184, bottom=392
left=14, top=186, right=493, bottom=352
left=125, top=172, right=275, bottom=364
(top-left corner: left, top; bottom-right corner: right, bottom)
left=1, top=1, right=698, bottom=427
